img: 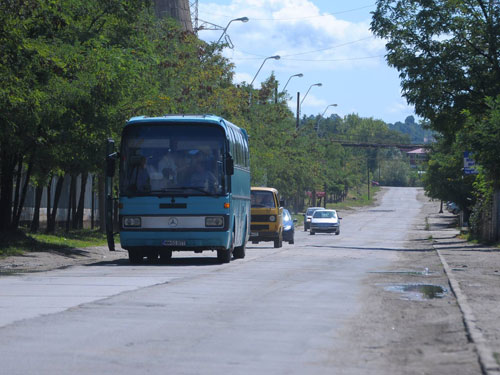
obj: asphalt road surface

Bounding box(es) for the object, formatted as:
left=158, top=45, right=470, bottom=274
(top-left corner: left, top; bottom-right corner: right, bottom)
left=0, top=187, right=481, bottom=374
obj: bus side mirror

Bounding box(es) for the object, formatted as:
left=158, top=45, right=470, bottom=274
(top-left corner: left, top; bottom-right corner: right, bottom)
left=106, top=155, right=116, bottom=177
left=280, top=199, right=285, bottom=207
left=226, top=155, right=234, bottom=175
left=106, top=138, right=116, bottom=177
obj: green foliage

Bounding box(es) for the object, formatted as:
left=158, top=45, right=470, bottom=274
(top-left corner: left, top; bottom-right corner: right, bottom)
left=459, top=95, right=500, bottom=182
left=371, top=0, right=500, bottom=137
left=0, top=0, right=425, bottom=232
left=372, top=0, right=500, bottom=233
left=388, top=116, right=435, bottom=144
left=422, top=138, right=475, bottom=211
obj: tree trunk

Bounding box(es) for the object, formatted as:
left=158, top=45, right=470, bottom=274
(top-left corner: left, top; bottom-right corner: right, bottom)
left=0, top=150, right=16, bottom=231
left=75, top=172, right=88, bottom=229
left=12, top=155, right=23, bottom=225
left=12, top=151, right=35, bottom=229
left=66, top=174, right=76, bottom=232
left=30, top=185, right=44, bottom=233
left=98, top=173, right=105, bottom=232
left=91, top=174, right=95, bottom=229
left=46, top=177, right=52, bottom=230
left=46, top=175, right=65, bottom=233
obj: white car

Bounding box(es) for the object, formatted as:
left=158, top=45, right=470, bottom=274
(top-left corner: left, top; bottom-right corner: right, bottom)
left=310, top=209, right=341, bottom=235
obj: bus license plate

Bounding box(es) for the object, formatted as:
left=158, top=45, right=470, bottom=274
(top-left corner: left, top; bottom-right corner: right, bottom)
left=162, top=240, right=186, bottom=246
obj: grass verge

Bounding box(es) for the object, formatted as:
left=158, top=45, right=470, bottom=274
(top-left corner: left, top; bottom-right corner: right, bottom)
left=0, top=229, right=109, bottom=258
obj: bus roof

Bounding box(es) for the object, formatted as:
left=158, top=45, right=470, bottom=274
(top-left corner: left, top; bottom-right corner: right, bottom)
left=125, top=115, right=247, bottom=138
left=127, top=114, right=224, bottom=125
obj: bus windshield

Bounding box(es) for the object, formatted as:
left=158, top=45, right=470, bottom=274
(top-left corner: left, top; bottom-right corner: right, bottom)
left=120, top=123, right=226, bottom=196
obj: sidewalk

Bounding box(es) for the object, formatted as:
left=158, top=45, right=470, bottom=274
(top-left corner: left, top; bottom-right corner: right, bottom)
left=427, top=210, right=500, bottom=375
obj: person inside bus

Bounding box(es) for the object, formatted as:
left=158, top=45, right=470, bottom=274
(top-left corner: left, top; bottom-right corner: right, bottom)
left=158, top=151, right=178, bottom=186
left=189, top=151, right=217, bottom=191
left=133, top=156, right=150, bottom=192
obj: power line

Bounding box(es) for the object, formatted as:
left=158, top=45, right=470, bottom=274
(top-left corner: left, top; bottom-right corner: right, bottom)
left=232, top=36, right=378, bottom=60
left=199, top=3, right=376, bottom=21
left=280, top=37, right=375, bottom=58
left=230, top=54, right=385, bottom=63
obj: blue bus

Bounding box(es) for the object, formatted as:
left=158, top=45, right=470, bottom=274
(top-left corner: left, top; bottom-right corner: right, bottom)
left=105, top=115, right=250, bottom=264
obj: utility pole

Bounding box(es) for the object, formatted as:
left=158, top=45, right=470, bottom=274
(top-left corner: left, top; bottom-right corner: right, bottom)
left=296, top=92, right=300, bottom=130
left=367, top=157, right=370, bottom=200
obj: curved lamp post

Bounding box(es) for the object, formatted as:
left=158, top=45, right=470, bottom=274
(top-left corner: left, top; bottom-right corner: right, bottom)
left=321, top=103, right=338, bottom=117
left=216, top=17, right=249, bottom=44
left=300, top=82, right=322, bottom=106
left=281, top=73, right=303, bottom=93
left=250, top=55, right=280, bottom=86
left=316, top=104, right=338, bottom=132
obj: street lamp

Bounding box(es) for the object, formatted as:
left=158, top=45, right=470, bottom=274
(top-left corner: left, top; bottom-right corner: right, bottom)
left=321, top=104, right=338, bottom=117
left=316, top=104, right=338, bottom=132
left=250, top=55, right=281, bottom=86
left=281, top=73, right=303, bottom=93
left=300, top=83, right=322, bottom=106
left=216, top=17, right=249, bottom=44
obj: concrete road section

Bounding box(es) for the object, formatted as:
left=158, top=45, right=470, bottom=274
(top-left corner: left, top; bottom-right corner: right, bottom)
left=0, top=187, right=494, bottom=374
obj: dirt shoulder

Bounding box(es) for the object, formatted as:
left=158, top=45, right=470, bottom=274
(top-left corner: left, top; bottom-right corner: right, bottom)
left=328, top=189, right=485, bottom=374
left=427, top=204, right=500, bottom=374
left=0, top=244, right=128, bottom=274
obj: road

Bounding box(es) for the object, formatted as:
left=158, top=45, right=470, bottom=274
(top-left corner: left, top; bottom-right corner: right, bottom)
left=0, top=187, right=482, bottom=374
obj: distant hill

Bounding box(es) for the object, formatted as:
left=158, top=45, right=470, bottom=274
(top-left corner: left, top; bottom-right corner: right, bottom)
left=388, top=116, right=435, bottom=144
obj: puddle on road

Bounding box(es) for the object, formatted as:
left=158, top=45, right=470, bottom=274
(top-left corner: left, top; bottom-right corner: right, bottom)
left=384, top=283, right=447, bottom=300
left=369, top=268, right=434, bottom=276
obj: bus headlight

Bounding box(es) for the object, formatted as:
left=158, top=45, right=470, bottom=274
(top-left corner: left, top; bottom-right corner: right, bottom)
left=123, top=216, right=141, bottom=227
left=269, top=215, right=276, bottom=222
left=205, top=216, right=224, bottom=227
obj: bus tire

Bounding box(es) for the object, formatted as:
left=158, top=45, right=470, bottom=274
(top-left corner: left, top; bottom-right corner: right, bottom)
left=218, top=230, right=233, bottom=263
left=233, top=223, right=246, bottom=259
left=128, top=250, right=142, bottom=264
left=233, top=242, right=246, bottom=259
left=217, top=249, right=231, bottom=263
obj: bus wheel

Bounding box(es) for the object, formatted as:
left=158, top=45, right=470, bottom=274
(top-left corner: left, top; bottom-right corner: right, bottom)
left=128, top=250, right=142, bottom=264
left=233, top=242, right=246, bottom=259
left=217, top=249, right=231, bottom=263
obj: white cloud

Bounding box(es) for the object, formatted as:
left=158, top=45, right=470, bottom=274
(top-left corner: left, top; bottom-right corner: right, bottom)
left=199, top=0, right=383, bottom=68
left=197, top=0, right=414, bottom=123
left=301, top=93, right=327, bottom=110
left=233, top=71, right=253, bottom=84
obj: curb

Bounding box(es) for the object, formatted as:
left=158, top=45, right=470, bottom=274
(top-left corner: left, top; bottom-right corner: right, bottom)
left=434, top=245, right=500, bottom=375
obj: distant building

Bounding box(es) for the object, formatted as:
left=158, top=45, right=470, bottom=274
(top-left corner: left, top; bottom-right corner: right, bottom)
left=407, top=148, right=429, bottom=168
left=154, top=0, right=193, bottom=32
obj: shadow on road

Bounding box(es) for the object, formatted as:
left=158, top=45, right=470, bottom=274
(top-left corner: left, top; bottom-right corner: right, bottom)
left=309, top=244, right=434, bottom=252
left=87, top=256, right=232, bottom=267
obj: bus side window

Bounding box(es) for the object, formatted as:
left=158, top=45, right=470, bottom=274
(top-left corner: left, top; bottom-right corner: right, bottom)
left=227, top=127, right=235, bottom=159
left=244, top=137, right=248, bottom=168
left=235, top=131, right=242, bottom=167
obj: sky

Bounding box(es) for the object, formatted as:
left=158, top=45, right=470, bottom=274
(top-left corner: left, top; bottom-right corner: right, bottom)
left=195, top=0, right=417, bottom=125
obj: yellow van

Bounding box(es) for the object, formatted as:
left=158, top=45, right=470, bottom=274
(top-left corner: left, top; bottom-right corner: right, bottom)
left=250, top=187, right=284, bottom=248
